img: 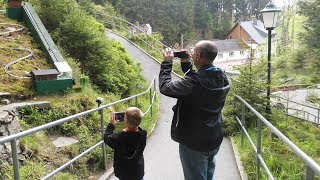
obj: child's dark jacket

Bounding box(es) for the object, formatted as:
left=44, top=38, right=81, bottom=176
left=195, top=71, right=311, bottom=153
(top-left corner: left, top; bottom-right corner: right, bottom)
left=104, top=123, right=147, bottom=180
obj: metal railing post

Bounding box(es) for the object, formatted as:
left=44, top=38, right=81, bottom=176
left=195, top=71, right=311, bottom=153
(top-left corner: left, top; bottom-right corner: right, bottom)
left=154, top=79, right=156, bottom=102
left=286, top=91, right=289, bottom=117
left=257, top=118, right=262, bottom=180
left=306, top=165, right=315, bottom=180
left=11, top=139, right=20, bottom=180
left=96, top=97, right=107, bottom=170
left=241, top=103, right=246, bottom=147
left=150, top=88, right=153, bottom=116
left=317, top=107, right=320, bottom=124
left=135, top=97, right=138, bottom=107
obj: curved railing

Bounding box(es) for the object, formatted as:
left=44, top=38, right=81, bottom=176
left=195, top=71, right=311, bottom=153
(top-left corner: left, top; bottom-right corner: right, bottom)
left=273, top=94, right=320, bottom=125
left=99, top=13, right=182, bottom=64
left=234, top=95, right=320, bottom=180
left=101, top=14, right=243, bottom=76
left=0, top=77, right=157, bottom=180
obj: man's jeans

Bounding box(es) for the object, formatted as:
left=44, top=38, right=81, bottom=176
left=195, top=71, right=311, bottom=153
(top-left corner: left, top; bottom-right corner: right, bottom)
left=179, top=144, right=220, bottom=180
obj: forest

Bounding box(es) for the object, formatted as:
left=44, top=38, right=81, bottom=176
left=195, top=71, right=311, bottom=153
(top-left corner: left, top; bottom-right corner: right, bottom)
left=106, top=0, right=269, bottom=44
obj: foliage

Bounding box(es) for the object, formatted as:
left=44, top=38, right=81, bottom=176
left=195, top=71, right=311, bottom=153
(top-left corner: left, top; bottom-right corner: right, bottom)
left=298, top=0, right=320, bottom=49
left=223, top=59, right=267, bottom=134
left=106, top=0, right=269, bottom=45
left=0, top=0, right=5, bottom=9
left=234, top=109, right=320, bottom=179
left=128, top=33, right=164, bottom=60
left=0, top=14, right=52, bottom=96
left=13, top=79, right=159, bottom=179
left=293, top=0, right=320, bottom=83
left=30, top=0, right=145, bottom=97
left=272, top=4, right=320, bottom=84
left=28, top=0, right=78, bottom=32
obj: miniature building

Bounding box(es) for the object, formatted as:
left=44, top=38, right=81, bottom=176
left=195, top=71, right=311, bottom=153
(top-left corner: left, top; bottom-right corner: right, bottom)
left=131, top=22, right=152, bottom=35
left=140, top=24, right=152, bottom=35
left=31, top=69, right=59, bottom=81
left=6, top=0, right=23, bottom=20
left=8, top=0, right=22, bottom=8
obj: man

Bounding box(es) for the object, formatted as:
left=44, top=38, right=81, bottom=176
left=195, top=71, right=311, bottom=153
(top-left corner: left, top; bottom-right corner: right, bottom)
left=159, top=40, right=230, bottom=180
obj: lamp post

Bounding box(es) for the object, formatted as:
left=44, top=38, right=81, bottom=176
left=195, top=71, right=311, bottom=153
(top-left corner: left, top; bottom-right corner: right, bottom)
left=260, top=1, right=281, bottom=115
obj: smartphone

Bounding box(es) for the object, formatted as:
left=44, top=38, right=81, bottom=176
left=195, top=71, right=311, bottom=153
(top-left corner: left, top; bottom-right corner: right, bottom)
left=113, top=112, right=125, bottom=122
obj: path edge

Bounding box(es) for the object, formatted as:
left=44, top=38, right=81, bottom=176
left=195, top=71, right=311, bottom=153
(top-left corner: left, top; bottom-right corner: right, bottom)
left=230, top=136, right=248, bottom=180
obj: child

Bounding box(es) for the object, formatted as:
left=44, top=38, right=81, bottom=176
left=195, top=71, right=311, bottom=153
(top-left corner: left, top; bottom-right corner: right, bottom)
left=104, top=107, right=147, bottom=180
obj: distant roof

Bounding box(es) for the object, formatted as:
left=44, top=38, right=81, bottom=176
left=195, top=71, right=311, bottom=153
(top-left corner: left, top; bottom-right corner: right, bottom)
left=239, top=20, right=275, bottom=45
left=31, top=69, right=59, bottom=76
left=214, top=39, right=248, bottom=52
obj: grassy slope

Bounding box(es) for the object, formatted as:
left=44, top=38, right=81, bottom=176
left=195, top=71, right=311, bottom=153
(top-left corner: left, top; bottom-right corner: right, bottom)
left=0, top=14, right=52, bottom=96
left=0, top=12, right=160, bottom=179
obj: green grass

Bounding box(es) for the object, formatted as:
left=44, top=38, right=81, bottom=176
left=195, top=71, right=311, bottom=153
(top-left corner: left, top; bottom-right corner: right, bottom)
left=233, top=113, right=320, bottom=179
left=1, top=82, right=160, bottom=179
left=0, top=14, right=52, bottom=96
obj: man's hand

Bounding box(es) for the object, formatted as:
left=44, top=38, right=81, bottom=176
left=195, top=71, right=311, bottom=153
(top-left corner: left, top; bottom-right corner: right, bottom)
left=162, top=47, right=174, bottom=61
left=109, top=113, right=118, bottom=125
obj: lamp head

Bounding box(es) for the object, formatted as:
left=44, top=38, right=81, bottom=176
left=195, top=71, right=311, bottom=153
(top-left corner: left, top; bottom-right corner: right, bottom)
left=260, top=1, right=281, bottom=29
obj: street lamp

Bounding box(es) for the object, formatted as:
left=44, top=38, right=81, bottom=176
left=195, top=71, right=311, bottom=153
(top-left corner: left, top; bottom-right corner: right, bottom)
left=260, top=1, right=281, bottom=115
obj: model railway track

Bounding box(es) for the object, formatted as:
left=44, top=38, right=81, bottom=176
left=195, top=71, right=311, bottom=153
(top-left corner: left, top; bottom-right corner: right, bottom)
left=0, top=23, right=34, bottom=79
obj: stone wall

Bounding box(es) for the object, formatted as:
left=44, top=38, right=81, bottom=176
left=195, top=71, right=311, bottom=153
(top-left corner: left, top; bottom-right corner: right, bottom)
left=0, top=109, right=22, bottom=166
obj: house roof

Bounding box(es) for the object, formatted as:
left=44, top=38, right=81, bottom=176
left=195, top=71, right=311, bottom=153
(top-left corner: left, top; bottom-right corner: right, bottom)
left=239, top=20, right=276, bottom=45
left=213, top=39, right=248, bottom=53
left=31, top=69, right=59, bottom=76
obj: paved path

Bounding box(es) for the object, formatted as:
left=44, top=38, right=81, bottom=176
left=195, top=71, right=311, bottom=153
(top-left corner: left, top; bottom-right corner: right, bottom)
left=273, top=89, right=320, bottom=124
left=105, top=32, right=241, bottom=180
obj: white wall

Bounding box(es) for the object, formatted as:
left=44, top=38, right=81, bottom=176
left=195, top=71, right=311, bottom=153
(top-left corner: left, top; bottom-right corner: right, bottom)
left=215, top=49, right=249, bottom=62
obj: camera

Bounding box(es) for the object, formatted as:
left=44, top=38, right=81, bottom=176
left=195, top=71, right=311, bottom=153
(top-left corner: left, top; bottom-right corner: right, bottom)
left=113, top=112, right=125, bottom=122
left=173, top=51, right=189, bottom=58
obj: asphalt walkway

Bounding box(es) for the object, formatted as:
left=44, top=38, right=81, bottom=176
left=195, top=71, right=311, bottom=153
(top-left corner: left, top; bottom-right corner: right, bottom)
left=105, top=31, right=241, bottom=180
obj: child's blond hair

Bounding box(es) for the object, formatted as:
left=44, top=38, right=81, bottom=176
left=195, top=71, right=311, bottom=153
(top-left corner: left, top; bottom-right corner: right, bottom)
left=125, top=107, right=144, bottom=127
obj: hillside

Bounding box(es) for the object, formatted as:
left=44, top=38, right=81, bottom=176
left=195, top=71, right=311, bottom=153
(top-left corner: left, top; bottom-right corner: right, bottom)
left=0, top=2, right=160, bottom=179
left=0, top=13, right=52, bottom=97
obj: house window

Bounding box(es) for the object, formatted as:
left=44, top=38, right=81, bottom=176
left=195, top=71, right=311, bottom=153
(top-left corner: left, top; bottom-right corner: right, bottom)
left=229, top=36, right=232, bottom=39
left=229, top=52, right=234, bottom=57
left=240, top=51, right=244, bottom=55
left=218, top=54, right=223, bottom=59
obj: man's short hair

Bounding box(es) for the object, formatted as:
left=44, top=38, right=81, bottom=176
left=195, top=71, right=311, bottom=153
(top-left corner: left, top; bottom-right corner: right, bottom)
left=125, top=107, right=144, bottom=127
left=197, top=40, right=218, bottom=62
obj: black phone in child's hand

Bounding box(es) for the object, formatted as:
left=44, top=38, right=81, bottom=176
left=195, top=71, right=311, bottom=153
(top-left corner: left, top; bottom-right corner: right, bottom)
left=114, top=112, right=125, bottom=122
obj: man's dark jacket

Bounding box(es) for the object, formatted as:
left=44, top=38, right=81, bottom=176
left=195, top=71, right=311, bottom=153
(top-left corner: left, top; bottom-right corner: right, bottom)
left=159, top=60, right=230, bottom=152
left=104, top=123, right=147, bottom=180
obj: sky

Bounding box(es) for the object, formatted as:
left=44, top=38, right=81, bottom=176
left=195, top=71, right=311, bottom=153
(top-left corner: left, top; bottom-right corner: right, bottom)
left=274, top=0, right=294, bottom=7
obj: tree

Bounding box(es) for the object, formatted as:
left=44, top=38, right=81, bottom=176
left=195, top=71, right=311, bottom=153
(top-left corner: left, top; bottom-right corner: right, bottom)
left=30, top=0, right=145, bottom=96
left=298, top=0, right=320, bottom=49
left=298, top=0, right=320, bottom=82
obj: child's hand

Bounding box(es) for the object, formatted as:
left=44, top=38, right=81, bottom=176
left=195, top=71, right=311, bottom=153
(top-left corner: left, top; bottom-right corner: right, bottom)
left=110, top=113, right=119, bottom=125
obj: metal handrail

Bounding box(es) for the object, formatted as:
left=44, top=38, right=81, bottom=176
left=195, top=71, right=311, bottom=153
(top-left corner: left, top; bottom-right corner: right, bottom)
left=274, top=95, right=320, bottom=109
left=104, top=20, right=164, bottom=55
left=234, top=95, right=320, bottom=179
left=102, top=14, right=181, bottom=64
left=0, top=77, right=157, bottom=180
left=102, top=13, right=169, bottom=48
left=273, top=95, right=320, bottom=124
left=287, top=107, right=320, bottom=124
